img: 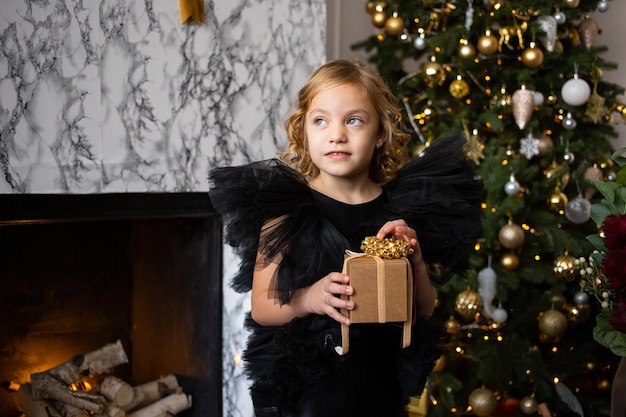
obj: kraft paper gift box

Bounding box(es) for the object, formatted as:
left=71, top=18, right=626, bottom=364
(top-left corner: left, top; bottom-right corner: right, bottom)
left=339, top=252, right=413, bottom=354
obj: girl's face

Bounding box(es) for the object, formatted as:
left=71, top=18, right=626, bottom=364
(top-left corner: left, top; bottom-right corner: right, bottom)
left=305, top=83, right=382, bottom=183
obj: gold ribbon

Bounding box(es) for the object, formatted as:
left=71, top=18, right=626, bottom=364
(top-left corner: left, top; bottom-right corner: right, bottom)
left=339, top=250, right=412, bottom=355
left=178, top=0, right=205, bottom=24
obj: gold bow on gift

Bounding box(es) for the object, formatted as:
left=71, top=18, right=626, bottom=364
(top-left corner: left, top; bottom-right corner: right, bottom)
left=178, top=0, right=205, bottom=24
left=360, top=236, right=414, bottom=259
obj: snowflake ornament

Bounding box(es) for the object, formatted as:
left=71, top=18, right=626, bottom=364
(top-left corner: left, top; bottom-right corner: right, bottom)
left=520, top=133, right=540, bottom=159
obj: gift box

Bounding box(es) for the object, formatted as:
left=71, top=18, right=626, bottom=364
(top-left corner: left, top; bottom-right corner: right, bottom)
left=342, top=255, right=412, bottom=323
left=339, top=250, right=413, bottom=354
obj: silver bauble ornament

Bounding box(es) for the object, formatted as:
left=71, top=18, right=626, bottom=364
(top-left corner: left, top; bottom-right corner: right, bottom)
left=413, top=33, right=426, bottom=50
left=574, top=290, right=590, bottom=305
left=520, top=396, right=539, bottom=414
left=504, top=173, right=521, bottom=196
left=554, top=11, right=566, bottom=25
left=563, top=151, right=575, bottom=164
left=597, top=0, right=609, bottom=12
left=564, top=195, right=591, bottom=224
left=563, top=112, right=577, bottom=130
left=533, top=91, right=545, bottom=106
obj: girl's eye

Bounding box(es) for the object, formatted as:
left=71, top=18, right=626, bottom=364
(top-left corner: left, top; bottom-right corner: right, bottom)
left=314, top=118, right=326, bottom=126
left=347, top=117, right=363, bottom=126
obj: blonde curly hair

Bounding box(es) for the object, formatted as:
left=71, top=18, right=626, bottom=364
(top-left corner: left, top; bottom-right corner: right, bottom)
left=280, top=60, right=411, bottom=184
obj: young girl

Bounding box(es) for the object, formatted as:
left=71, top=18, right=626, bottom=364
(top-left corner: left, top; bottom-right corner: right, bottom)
left=209, top=60, right=483, bottom=417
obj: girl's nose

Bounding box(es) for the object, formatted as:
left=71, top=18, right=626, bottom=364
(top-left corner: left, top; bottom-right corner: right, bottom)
left=329, top=124, right=347, bottom=143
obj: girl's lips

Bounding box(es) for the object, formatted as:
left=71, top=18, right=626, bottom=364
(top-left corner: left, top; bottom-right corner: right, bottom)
left=325, top=151, right=351, bottom=156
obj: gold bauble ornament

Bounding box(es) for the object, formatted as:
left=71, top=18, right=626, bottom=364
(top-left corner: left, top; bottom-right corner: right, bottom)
left=521, top=43, right=544, bottom=68
left=564, top=0, right=580, bottom=7
left=365, top=1, right=377, bottom=14
left=468, top=387, right=498, bottom=417
left=520, top=396, right=539, bottom=415
left=500, top=252, right=520, bottom=271
left=449, top=77, right=470, bottom=99
left=568, top=28, right=581, bottom=45
left=547, top=190, right=568, bottom=212
left=565, top=303, right=590, bottom=325
left=444, top=316, right=461, bottom=334
left=385, top=13, right=404, bottom=36
left=543, top=161, right=570, bottom=187
left=553, top=252, right=577, bottom=282
left=455, top=288, right=483, bottom=320
left=477, top=33, right=498, bottom=55
left=422, top=58, right=446, bottom=87
left=458, top=40, right=477, bottom=60
left=537, top=134, right=553, bottom=156
left=371, top=10, right=388, bottom=28
left=498, top=221, right=525, bottom=249
left=538, top=309, right=568, bottom=338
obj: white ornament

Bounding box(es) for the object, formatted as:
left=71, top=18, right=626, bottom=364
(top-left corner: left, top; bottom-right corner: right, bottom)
left=520, top=133, right=540, bottom=159
left=533, top=91, right=545, bottom=106
left=478, top=264, right=497, bottom=319
left=597, top=0, right=609, bottom=12
left=561, top=76, right=591, bottom=106
left=491, top=305, right=508, bottom=323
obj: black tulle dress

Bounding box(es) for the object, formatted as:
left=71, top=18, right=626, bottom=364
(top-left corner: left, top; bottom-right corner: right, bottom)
left=208, top=135, right=483, bottom=417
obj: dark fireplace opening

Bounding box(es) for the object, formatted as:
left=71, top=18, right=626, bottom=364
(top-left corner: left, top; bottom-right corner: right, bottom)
left=0, top=193, right=223, bottom=417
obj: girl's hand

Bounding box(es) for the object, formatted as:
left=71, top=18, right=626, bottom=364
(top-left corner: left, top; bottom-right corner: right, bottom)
left=376, top=219, right=424, bottom=266
left=376, top=219, right=436, bottom=318
left=299, top=272, right=354, bottom=326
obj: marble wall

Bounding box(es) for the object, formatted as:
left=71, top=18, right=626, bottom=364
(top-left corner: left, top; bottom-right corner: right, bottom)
left=0, top=0, right=325, bottom=193
left=0, top=0, right=326, bottom=416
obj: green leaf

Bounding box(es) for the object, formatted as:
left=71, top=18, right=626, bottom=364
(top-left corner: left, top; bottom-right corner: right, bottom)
left=611, top=147, right=626, bottom=169
left=586, top=234, right=606, bottom=253
left=592, top=180, right=616, bottom=203
left=617, top=166, right=626, bottom=187
left=590, top=203, right=613, bottom=227
left=593, top=311, right=626, bottom=357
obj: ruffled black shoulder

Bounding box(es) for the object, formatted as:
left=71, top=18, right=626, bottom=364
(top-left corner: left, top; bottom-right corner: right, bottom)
left=208, top=159, right=322, bottom=299
left=384, top=133, right=483, bottom=281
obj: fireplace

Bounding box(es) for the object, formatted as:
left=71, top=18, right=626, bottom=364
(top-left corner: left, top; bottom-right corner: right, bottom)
left=0, top=193, right=223, bottom=417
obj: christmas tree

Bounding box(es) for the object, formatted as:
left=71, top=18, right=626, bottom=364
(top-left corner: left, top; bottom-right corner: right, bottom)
left=353, top=1, right=625, bottom=416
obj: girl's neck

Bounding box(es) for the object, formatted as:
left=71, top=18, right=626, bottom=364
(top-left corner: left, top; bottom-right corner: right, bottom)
left=308, top=175, right=382, bottom=204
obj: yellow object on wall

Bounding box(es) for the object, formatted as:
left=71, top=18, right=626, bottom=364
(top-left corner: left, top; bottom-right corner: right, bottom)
left=178, top=0, right=205, bottom=24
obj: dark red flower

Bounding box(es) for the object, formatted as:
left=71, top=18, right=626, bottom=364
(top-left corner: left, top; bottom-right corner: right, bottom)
left=610, top=297, right=626, bottom=333
left=602, top=214, right=626, bottom=250
left=602, top=247, right=626, bottom=298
